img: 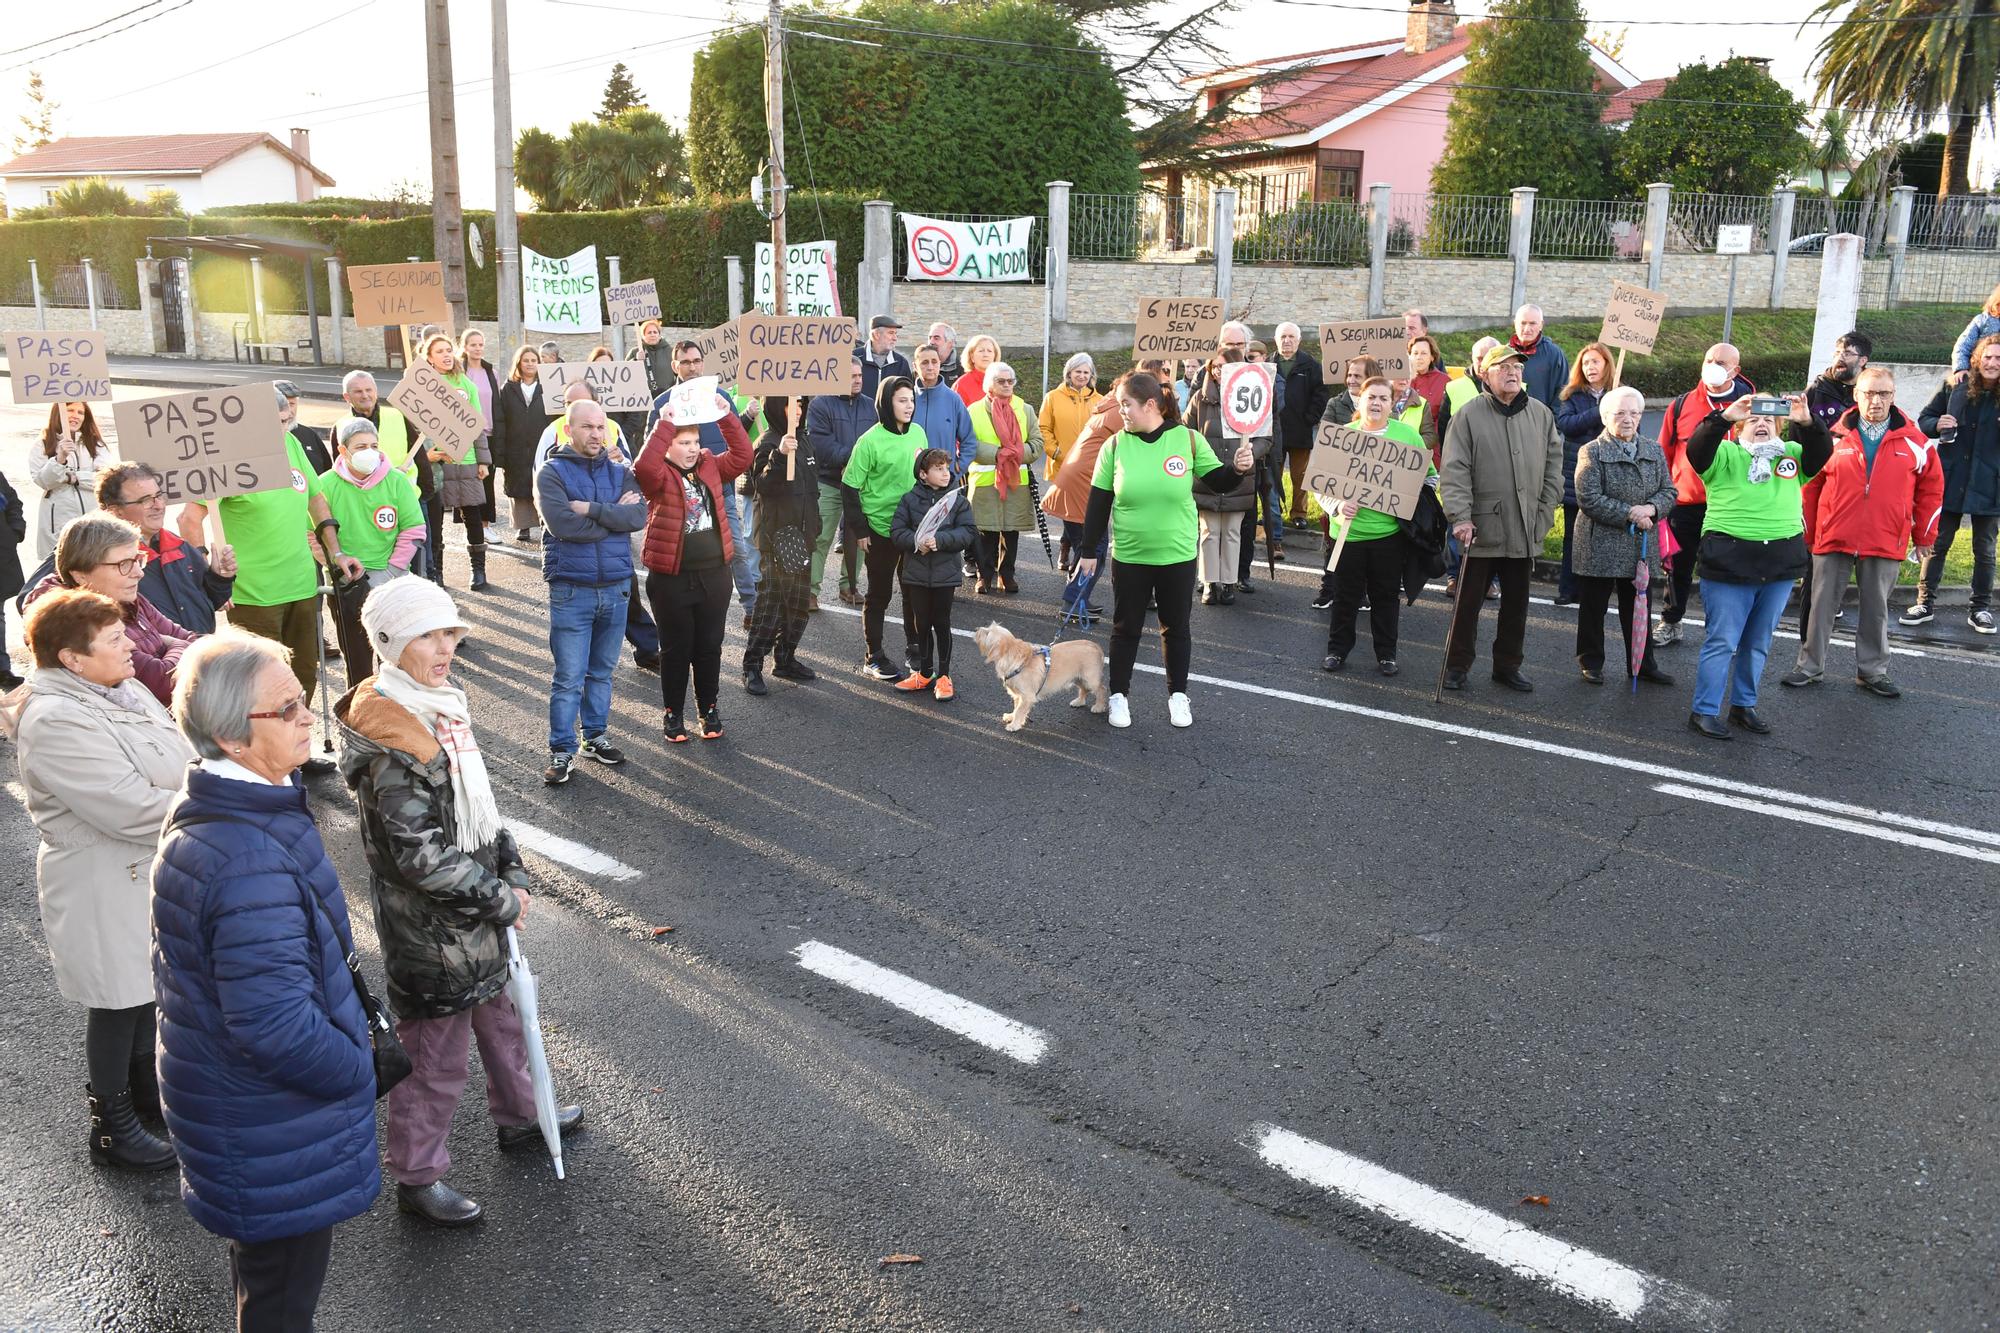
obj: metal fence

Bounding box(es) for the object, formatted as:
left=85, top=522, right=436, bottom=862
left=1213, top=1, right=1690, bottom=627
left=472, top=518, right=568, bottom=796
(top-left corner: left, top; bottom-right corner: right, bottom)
left=900, top=210, right=1047, bottom=281
left=1232, top=199, right=1369, bottom=267
left=1789, top=195, right=1884, bottom=256
left=1388, top=193, right=1511, bottom=258
left=1071, top=192, right=1211, bottom=260
left=1860, top=249, right=2000, bottom=309
left=1532, top=197, right=1646, bottom=261
left=1907, top=194, right=2000, bottom=251
left=3, top=263, right=133, bottom=310
left=1666, top=193, right=1770, bottom=254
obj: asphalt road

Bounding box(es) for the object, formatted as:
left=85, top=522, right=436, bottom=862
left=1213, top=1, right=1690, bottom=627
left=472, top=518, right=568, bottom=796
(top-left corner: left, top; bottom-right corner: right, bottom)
left=3, top=408, right=1998, bottom=1330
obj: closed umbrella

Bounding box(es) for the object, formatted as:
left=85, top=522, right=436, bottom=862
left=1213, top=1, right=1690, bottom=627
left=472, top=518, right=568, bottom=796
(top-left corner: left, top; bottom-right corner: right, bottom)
left=1023, top=471, right=1056, bottom=570
left=504, top=927, right=565, bottom=1180
left=1630, top=530, right=1651, bottom=694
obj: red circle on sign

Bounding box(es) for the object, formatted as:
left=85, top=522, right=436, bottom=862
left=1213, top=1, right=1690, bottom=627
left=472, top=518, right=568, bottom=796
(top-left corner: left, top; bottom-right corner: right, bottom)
left=1163, top=455, right=1189, bottom=478
left=911, top=225, right=959, bottom=279
left=373, top=505, right=398, bottom=530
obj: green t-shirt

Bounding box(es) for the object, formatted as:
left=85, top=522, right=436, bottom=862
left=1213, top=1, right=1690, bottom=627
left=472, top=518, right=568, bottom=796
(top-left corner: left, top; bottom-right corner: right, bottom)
left=319, top=465, right=424, bottom=571
left=1089, top=424, right=1225, bottom=566
left=217, top=431, right=323, bottom=607
left=842, top=422, right=929, bottom=535
left=1341, top=418, right=1433, bottom=543
left=1699, top=437, right=1807, bottom=541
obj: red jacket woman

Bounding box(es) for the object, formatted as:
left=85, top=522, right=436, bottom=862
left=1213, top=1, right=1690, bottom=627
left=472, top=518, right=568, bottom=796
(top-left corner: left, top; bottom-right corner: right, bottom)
left=634, top=410, right=753, bottom=575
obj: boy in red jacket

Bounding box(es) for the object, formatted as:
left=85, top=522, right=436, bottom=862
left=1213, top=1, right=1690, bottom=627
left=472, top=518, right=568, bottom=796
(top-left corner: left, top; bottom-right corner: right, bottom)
left=1783, top=367, right=1942, bottom=697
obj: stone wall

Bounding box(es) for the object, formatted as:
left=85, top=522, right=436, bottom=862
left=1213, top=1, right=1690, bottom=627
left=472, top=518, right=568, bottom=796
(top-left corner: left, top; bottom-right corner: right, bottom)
left=890, top=281, right=1046, bottom=352
left=0, top=306, right=153, bottom=355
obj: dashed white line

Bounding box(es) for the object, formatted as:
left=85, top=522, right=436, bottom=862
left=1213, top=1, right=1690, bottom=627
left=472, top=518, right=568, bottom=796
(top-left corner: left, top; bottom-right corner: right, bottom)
left=1251, top=1124, right=1726, bottom=1328
left=792, top=940, right=1049, bottom=1064
left=510, top=818, right=643, bottom=882
left=1652, top=782, right=2000, bottom=865
left=820, top=603, right=2000, bottom=853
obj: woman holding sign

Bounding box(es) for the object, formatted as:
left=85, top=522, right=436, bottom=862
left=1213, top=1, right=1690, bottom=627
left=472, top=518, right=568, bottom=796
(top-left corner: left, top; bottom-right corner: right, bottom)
left=413, top=334, right=492, bottom=592
left=32, top=402, right=105, bottom=561
left=1075, top=371, right=1253, bottom=730
left=1320, top=378, right=1433, bottom=676
left=1186, top=349, right=1273, bottom=605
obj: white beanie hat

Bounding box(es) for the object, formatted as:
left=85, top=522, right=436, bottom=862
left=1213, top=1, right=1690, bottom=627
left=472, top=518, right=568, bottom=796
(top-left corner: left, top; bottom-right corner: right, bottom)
left=361, top=577, right=467, bottom=668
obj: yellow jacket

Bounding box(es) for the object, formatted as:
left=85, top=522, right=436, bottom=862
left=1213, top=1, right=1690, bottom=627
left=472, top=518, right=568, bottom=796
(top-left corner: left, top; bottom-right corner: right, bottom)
left=1037, top=384, right=1096, bottom=480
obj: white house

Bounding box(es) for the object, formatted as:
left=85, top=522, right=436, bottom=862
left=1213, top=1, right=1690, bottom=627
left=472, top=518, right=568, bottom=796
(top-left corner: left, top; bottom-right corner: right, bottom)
left=0, top=131, right=334, bottom=213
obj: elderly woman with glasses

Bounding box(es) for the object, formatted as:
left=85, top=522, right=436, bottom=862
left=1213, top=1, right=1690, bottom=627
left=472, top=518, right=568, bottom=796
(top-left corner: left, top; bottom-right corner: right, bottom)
left=152, top=633, right=379, bottom=1332
left=23, top=514, right=199, bottom=705
left=335, top=577, right=580, bottom=1228
left=965, top=361, right=1045, bottom=593
left=0, top=589, right=194, bottom=1175
left=1570, top=385, right=1676, bottom=687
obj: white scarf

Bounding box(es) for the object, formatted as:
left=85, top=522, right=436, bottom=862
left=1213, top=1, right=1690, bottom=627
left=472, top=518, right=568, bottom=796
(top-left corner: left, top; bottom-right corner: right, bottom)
left=372, top=663, right=503, bottom=853
left=1745, top=437, right=1788, bottom=485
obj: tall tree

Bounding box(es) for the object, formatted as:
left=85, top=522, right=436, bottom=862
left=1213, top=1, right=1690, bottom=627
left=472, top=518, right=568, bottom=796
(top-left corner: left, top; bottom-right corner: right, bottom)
left=600, top=62, right=644, bottom=117
left=513, top=110, right=690, bottom=211
left=1430, top=0, right=1611, bottom=199
left=1803, top=109, right=1853, bottom=194
left=1615, top=59, right=1808, bottom=195
left=687, top=0, right=1137, bottom=214
left=1810, top=0, right=2000, bottom=201
left=14, top=69, right=57, bottom=155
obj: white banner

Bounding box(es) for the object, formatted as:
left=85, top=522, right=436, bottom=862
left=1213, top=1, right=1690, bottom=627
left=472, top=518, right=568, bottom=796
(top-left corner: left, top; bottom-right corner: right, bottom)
left=754, top=241, right=841, bottom=317
left=523, top=244, right=601, bottom=332
left=899, top=213, right=1035, bottom=282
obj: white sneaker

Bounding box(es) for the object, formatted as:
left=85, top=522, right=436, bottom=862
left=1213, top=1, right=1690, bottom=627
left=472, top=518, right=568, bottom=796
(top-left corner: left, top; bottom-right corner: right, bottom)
left=1107, top=693, right=1131, bottom=729
left=1167, top=692, right=1193, bottom=728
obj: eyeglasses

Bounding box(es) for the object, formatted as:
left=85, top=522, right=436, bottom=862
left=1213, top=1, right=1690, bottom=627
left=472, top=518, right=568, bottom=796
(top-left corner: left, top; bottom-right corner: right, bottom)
left=100, top=550, right=153, bottom=576
left=1858, top=390, right=1895, bottom=399
left=246, top=694, right=310, bottom=724
left=117, top=489, right=166, bottom=508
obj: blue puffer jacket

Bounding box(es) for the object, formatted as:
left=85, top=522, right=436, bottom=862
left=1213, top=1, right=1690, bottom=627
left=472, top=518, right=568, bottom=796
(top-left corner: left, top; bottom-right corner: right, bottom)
left=151, top=767, right=380, bottom=1244
left=536, top=445, right=647, bottom=586
left=1554, top=388, right=1604, bottom=506
left=913, top=383, right=977, bottom=477
left=1953, top=310, right=2000, bottom=371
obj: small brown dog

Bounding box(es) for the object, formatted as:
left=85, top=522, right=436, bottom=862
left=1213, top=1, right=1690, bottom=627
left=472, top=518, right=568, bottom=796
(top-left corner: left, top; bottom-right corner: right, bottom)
left=972, top=622, right=1108, bottom=731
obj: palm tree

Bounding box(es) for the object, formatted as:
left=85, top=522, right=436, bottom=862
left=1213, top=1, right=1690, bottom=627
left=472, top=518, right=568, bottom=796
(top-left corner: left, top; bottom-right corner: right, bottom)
left=1803, top=109, right=1852, bottom=193
left=1809, top=0, right=2000, bottom=201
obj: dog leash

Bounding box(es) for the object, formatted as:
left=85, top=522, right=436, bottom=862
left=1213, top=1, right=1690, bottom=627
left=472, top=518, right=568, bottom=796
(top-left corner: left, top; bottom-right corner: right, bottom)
left=998, top=644, right=1054, bottom=683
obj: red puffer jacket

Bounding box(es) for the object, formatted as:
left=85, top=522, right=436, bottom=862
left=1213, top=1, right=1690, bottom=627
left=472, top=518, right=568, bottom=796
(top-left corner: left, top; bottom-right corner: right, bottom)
left=634, top=410, right=753, bottom=575
left=1802, top=406, right=1944, bottom=560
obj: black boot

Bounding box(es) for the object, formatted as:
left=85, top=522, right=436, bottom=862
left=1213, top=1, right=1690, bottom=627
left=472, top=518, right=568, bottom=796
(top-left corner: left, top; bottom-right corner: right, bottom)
left=128, top=1056, right=163, bottom=1127
left=468, top=544, right=489, bottom=592
left=742, top=658, right=769, bottom=696
left=87, top=1085, right=175, bottom=1173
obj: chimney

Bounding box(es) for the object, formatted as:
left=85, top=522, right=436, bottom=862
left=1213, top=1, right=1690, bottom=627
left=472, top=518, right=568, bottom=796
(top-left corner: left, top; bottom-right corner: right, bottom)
left=289, top=127, right=315, bottom=203
left=1406, top=0, right=1457, bottom=55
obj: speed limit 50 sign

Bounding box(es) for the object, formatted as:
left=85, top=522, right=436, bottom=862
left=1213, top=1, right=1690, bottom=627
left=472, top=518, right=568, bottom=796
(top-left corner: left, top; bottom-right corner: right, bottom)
left=1218, top=361, right=1275, bottom=438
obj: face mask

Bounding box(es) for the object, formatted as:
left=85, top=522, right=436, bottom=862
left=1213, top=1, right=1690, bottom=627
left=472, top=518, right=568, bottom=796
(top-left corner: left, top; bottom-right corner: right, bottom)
left=1701, top=363, right=1730, bottom=390
left=347, top=448, right=382, bottom=476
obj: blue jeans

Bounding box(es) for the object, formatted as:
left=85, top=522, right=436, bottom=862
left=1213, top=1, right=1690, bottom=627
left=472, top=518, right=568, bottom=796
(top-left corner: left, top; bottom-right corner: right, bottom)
left=722, top=486, right=759, bottom=616
left=1692, top=578, right=1790, bottom=716
left=547, top=580, right=628, bottom=753
left=624, top=574, right=659, bottom=658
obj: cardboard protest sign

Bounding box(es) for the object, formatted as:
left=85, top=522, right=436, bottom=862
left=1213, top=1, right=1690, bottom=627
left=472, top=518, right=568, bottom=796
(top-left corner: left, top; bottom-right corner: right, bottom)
left=111, top=384, right=291, bottom=503
left=604, top=277, right=662, bottom=326
left=538, top=360, right=655, bottom=413
left=346, top=263, right=450, bottom=327
left=735, top=313, right=856, bottom=397
left=1303, top=421, right=1431, bottom=520
left=1218, top=361, right=1274, bottom=438
left=523, top=245, right=602, bottom=333
left=6, top=331, right=111, bottom=403
left=1319, top=320, right=1409, bottom=379
left=900, top=213, right=1035, bottom=282
left=664, top=375, right=728, bottom=427
left=691, top=320, right=739, bottom=388
left=389, top=364, right=483, bottom=461
left=1599, top=281, right=1666, bottom=355
left=755, top=241, right=841, bottom=316
left=1133, top=296, right=1223, bottom=360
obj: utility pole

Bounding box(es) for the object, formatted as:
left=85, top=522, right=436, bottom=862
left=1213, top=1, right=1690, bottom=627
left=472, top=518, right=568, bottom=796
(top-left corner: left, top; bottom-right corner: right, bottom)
left=765, top=0, right=787, bottom=315
left=492, top=0, right=522, bottom=348
left=425, top=0, right=470, bottom=331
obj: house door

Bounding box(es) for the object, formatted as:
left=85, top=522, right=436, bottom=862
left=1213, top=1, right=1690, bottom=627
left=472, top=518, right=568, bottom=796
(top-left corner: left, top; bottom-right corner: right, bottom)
left=159, top=258, right=188, bottom=354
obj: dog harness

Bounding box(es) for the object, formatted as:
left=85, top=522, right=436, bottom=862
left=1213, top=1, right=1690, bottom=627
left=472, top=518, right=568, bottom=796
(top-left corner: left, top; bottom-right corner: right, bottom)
left=999, top=644, right=1053, bottom=683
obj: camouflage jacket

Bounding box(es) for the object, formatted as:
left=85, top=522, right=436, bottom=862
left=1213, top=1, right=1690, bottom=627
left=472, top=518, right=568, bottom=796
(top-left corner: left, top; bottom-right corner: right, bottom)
left=334, top=682, right=528, bottom=1021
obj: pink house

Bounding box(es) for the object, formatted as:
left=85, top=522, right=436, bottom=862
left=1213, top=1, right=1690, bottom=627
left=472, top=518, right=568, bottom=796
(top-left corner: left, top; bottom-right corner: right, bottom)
left=1147, top=0, right=1659, bottom=233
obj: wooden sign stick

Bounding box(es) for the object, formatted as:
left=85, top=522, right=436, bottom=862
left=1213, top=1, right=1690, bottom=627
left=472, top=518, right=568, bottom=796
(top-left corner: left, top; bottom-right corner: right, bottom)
left=1616, top=348, right=1626, bottom=380
left=1324, top=512, right=1355, bottom=575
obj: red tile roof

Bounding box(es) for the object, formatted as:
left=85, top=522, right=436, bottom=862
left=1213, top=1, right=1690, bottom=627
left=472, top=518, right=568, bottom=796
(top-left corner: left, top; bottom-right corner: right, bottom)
left=1197, top=27, right=1476, bottom=150
left=0, top=134, right=333, bottom=185
left=1181, top=36, right=1404, bottom=87
left=1601, top=77, right=1669, bottom=125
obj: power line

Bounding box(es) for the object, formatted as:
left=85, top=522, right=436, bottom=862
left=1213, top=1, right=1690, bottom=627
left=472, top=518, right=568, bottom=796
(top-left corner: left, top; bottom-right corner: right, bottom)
left=95, top=0, right=383, bottom=104
left=1267, top=0, right=2000, bottom=25
left=0, top=0, right=173, bottom=58
left=0, top=0, right=194, bottom=73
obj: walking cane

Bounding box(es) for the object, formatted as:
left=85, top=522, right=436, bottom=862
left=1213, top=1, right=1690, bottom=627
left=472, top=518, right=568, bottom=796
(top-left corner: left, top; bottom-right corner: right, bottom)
left=309, top=530, right=349, bottom=759
left=1433, top=529, right=1477, bottom=704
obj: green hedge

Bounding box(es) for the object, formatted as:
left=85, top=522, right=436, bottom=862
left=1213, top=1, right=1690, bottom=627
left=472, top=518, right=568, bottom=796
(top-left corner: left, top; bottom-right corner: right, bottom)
left=0, top=215, right=190, bottom=306
left=177, top=195, right=870, bottom=326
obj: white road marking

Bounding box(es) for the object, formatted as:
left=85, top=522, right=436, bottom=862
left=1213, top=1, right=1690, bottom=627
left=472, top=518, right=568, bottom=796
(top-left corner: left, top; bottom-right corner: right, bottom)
left=1652, top=783, right=2000, bottom=865
left=511, top=818, right=643, bottom=882
left=820, top=604, right=2000, bottom=851
left=1252, top=1124, right=1726, bottom=1328
left=792, top=940, right=1049, bottom=1064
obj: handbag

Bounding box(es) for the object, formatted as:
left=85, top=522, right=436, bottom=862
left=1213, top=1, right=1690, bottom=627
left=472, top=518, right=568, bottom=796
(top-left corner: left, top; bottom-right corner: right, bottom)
left=168, top=811, right=411, bottom=1099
